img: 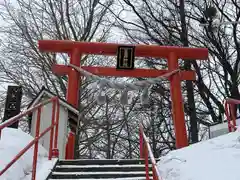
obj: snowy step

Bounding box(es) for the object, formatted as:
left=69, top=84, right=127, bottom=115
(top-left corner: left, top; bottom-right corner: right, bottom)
left=47, top=159, right=154, bottom=179
left=49, top=173, right=151, bottom=179
left=52, top=171, right=152, bottom=175
left=56, top=164, right=152, bottom=168
left=55, top=164, right=152, bottom=172
left=57, top=159, right=152, bottom=166
left=48, top=178, right=153, bottom=180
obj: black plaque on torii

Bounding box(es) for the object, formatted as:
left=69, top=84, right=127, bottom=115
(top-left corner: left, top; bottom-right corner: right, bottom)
left=116, top=46, right=135, bottom=70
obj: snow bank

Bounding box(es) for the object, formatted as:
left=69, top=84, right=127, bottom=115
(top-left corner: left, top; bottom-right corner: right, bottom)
left=157, top=130, right=240, bottom=180
left=0, top=128, right=56, bottom=180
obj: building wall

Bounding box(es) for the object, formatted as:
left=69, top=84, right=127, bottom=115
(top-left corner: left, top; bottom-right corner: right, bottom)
left=209, top=119, right=240, bottom=138
left=30, top=103, right=68, bottom=159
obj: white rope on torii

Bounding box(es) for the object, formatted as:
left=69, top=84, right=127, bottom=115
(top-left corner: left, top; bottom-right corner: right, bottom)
left=69, top=64, right=180, bottom=105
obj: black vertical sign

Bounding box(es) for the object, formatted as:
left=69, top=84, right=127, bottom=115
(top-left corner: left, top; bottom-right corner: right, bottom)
left=116, top=46, right=135, bottom=70
left=3, top=86, right=22, bottom=128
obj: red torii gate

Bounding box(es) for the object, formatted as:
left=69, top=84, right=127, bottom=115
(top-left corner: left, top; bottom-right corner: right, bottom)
left=38, top=40, right=208, bottom=158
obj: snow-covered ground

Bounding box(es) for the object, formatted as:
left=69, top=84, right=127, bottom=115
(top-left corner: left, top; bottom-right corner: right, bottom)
left=0, top=128, right=57, bottom=180
left=2, top=124, right=240, bottom=180
left=157, top=129, right=240, bottom=180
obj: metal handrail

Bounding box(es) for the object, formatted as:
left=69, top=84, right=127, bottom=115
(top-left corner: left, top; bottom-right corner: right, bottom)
left=139, top=123, right=162, bottom=180
left=0, top=97, right=57, bottom=133
left=0, top=97, right=60, bottom=180
left=224, top=98, right=239, bottom=132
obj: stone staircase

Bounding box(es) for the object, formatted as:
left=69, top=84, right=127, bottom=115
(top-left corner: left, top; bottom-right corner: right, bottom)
left=47, top=159, right=155, bottom=179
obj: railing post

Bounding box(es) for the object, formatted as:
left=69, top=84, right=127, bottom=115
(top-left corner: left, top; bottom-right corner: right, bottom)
left=144, top=145, right=150, bottom=180
left=31, top=107, right=42, bottom=180
left=139, top=125, right=144, bottom=159
left=225, top=102, right=231, bottom=132
left=153, top=166, right=158, bottom=180
left=52, top=98, right=60, bottom=158
left=230, top=104, right=237, bottom=131
left=67, top=131, right=75, bottom=159
left=65, top=140, right=69, bottom=159
left=48, top=99, right=56, bottom=160
left=225, top=99, right=240, bottom=132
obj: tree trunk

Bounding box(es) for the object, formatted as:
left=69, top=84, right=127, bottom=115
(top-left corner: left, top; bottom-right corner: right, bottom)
left=179, top=0, right=198, bottom=143
left=106, top=99, right=111, bottom=159
left=106, top=120, right=111, bottom=159
left=151, top=104, right=157, bottom=156
left=126, top=120, right=133, bottom=159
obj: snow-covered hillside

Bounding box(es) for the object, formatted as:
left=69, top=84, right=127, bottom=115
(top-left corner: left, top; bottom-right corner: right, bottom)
left=0, top=128, right=57, bottom=180
left=157, top=129, right=240, bottom=180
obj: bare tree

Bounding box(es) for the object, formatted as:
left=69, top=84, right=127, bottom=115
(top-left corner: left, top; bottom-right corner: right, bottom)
left=0, top=0, right=118, bottom=158
left=99, top=0, right=240, bottom=152
left=3, top=0, right=240, bottom=160
left=0, top=0, right=113, bottom=100
left=188, top=0, right=240, bottom=112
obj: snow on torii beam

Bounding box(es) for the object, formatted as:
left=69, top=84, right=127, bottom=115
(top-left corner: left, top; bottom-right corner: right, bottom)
left=38, top=40, right=208, bottom=151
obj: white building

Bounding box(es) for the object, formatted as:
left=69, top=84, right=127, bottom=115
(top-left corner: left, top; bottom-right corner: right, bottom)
left=209, top=119, right=240, bottom=139
left=27, top=87, right=78, bottom=159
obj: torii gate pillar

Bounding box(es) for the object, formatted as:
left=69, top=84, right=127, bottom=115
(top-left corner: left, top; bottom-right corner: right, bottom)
left=67, top=49, right=81, bottom=108
left=38, top=40, right=208, bottom=158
